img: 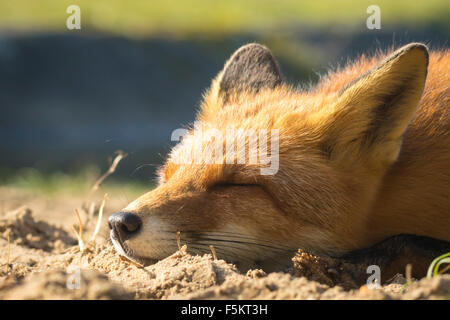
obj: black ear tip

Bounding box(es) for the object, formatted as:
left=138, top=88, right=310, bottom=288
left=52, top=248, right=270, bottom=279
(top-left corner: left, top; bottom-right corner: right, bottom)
left=234, top=43, right=269, bottom=53
left=404, top=42, right=428, bottom=52
left=397, top=42, right=429, bottom=63
left=230, top=43, right=277, bottom=64
left=218, top=42, right=283, bottom=98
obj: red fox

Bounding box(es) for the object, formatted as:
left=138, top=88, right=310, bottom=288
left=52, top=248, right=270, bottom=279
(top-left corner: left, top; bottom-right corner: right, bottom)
left=109, top=43, right=450, bottom=278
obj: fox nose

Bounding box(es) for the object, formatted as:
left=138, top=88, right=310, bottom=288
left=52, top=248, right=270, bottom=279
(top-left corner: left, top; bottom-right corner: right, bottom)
left=108, top=212, right=142, bottom=240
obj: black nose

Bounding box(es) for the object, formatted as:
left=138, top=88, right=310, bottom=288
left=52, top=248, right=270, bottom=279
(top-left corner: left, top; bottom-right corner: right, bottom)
left=108, top=212, right=142, bottom=240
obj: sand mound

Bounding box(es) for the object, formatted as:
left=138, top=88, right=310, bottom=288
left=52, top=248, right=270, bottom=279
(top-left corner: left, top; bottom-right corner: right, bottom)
left=0, top=192, right=448, bottom=300
left=49, top=243, right=450, bottom=300
left=0, top=269, right=131, bottom=299
left=0, top=206, right=76, bottom=253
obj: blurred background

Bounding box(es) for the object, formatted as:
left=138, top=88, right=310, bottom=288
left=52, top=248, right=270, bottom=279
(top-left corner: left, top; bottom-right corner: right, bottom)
left=0, top=0, right=448, bottom=192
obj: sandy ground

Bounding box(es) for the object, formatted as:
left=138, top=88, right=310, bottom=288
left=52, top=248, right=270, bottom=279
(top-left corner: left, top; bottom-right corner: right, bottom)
left=0, top=186, right=449, bottom=300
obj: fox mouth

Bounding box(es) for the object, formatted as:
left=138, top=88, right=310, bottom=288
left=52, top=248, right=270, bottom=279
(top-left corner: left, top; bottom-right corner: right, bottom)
left=109, top=230, right=149, bottom=266
left=108, top=211, right=297, bottom=271
left=108, top=211, right=153, bottom=265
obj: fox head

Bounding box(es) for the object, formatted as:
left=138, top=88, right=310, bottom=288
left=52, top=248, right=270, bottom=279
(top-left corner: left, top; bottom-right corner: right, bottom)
left=109, top=43, right=429, bottom=271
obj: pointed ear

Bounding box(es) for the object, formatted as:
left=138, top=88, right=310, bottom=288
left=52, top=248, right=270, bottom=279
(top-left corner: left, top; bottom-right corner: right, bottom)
left=323, top=43, right=429, bottom=167
left=218, top=43, right=283, bottom=97
left=202, top=43, right=283, bottom=112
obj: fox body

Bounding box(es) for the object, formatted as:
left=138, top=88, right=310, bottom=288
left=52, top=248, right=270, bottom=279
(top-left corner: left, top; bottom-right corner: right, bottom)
left=109, top=43, right=450, bottom=273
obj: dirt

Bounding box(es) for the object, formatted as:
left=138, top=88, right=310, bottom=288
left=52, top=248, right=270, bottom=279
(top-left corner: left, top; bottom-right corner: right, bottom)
left=0, top=186, right=449, bottom=300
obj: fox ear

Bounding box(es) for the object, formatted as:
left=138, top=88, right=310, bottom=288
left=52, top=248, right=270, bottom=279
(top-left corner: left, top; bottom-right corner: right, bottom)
left=203, top=43, right=283, bottom=109
left=217, top=43, right=283, bottom=97
left=323, top=43, right=429, bottom=167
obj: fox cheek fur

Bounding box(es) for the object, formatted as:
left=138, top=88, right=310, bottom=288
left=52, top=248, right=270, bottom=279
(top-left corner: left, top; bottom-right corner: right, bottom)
left=114, top=42, right=450, bottom=271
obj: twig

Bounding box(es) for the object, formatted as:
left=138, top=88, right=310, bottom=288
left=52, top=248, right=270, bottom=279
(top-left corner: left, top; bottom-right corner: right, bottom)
left=90, top=151, right=127, bottom=195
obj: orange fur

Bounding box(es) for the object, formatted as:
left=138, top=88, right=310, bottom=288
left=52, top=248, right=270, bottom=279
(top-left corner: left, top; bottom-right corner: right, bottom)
left=119, top=43, right=449, bottom=270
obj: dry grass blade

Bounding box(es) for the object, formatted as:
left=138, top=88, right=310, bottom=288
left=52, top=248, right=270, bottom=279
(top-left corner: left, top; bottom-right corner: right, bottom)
left=88, top=201, right=96, bottom=219
left=405, top=264, right=412, bottom=284
left=90, top=151, right=127, bottom=195
left=6, top=230, right=10, bottom=273
left=438, top=263, right=450, bottom=274
left=73, top=208, right=85, bottom=252
left=177, top=231, right=181, bottom=251
left=209, top=245, right=218, bottom=260
left=119, top=255, right=144, bottom=268
left=90, top=193, right=108, bottom=243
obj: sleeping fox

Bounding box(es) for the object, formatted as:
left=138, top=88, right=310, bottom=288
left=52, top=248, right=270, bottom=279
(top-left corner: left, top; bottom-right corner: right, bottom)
left=109, top=42, right=450, bottom=280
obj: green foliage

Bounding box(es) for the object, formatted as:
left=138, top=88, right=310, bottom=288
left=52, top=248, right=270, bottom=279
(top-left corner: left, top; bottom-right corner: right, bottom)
left=0, top=0, right=448, bottom=36
left=2, top=167, right=151, bottom=197
left=427, top=252, right=450, bottom=278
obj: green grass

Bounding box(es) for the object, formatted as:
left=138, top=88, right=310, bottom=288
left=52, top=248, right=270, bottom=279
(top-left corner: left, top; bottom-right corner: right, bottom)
left=1, top=167, right=152, bottom=197
left=427, top=252, right=450, bottom=278
left=0, top=0, right=448, bottom=37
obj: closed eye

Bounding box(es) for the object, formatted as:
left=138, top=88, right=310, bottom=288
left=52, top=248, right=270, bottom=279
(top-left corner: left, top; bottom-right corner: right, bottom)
left=207, top=182, right=256, bottom=191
